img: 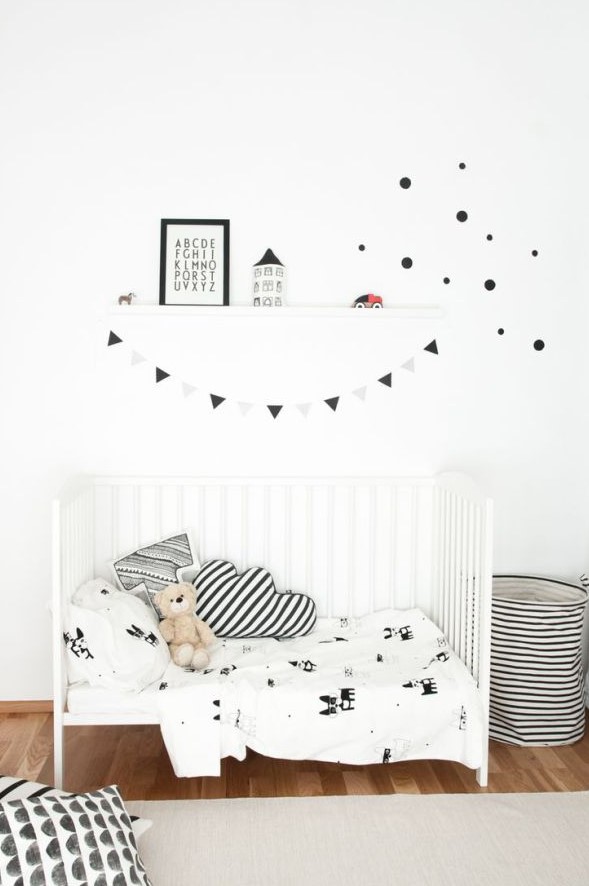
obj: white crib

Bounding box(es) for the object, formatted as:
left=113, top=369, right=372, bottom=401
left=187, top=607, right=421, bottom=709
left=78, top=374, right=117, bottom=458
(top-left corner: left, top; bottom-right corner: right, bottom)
left=52, top=473, right=493, bottom=787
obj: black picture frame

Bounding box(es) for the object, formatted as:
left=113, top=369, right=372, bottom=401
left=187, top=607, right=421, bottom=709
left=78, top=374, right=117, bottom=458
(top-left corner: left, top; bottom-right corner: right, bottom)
left=159, top=218, right=230, bottom=306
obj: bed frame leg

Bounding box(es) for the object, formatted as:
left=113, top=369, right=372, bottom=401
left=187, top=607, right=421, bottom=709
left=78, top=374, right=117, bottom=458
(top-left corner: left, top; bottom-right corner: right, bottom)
left=476, top=722, right=490, bottom=787
left=476, top=753, right=488, bottom=788
left=53, top=713, right=64, bottom=790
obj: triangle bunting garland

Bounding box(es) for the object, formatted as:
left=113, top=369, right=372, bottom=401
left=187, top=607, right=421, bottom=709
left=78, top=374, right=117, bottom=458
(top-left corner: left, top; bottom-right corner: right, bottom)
left=107, top=329, right=440, bottom=418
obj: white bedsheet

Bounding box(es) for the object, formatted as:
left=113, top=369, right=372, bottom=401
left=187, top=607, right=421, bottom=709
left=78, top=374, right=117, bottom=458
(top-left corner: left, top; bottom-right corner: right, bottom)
left=67, top=608, right=485, bottom=776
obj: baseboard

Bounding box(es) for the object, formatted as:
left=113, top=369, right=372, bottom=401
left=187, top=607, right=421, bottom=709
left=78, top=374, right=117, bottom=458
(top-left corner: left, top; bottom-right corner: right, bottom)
left=0, top=700, right=53, bottom=713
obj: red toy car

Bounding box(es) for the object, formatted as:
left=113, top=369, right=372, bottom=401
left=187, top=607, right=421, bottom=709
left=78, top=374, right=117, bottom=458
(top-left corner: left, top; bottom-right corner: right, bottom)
left=353, top=293, right=383, bottom=308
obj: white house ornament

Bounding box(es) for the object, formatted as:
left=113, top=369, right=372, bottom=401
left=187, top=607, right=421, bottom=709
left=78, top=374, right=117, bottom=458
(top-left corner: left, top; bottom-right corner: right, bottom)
left=252, top=249, right=286, bottom=306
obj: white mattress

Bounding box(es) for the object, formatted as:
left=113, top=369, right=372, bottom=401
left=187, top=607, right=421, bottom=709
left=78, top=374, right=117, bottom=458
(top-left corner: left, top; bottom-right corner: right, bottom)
left=67, top=682, right=162, bottom=716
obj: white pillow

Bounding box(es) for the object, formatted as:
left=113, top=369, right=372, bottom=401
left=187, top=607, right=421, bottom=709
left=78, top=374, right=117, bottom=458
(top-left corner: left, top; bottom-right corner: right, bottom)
left=64, top=579, right=169, bottom=691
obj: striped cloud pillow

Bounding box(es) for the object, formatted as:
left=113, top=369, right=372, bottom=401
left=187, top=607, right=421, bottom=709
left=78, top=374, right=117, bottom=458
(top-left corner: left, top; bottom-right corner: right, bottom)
left=193, top=560, right=317, bottom=638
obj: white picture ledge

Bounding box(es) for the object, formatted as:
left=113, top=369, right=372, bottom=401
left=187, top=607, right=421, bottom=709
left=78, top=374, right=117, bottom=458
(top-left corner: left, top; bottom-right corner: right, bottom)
left=109, top=304, right=444, bottom=320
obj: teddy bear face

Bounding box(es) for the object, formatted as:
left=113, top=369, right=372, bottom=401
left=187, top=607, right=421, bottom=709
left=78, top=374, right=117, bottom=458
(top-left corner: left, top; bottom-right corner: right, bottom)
left=154, top=582, right=197, bottom=619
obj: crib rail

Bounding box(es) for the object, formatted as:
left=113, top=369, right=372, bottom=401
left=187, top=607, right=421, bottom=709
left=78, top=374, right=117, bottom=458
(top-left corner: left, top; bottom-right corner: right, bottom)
left=91, top=476, right=438, bottom=618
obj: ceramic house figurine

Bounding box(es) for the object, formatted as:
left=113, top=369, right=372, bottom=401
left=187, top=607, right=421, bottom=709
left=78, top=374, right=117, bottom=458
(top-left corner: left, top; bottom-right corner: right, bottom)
left=252, top=249, right=286, bottom=306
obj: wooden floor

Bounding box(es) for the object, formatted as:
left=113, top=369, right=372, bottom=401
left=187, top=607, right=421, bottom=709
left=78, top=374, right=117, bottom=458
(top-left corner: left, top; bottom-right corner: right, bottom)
left=2, top=713, right=589, bottom=800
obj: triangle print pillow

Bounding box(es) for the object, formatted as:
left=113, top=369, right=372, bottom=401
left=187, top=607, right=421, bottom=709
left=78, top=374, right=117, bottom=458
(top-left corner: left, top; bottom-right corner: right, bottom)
left=193, top=559, right=317, bottom=638
left=111, top=531, right=200, bottom=610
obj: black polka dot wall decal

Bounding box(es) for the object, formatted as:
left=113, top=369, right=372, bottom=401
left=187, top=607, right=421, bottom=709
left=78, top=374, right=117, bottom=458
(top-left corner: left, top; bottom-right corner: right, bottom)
left=459, top=162, right=466, bottom=169
left=486, top=234, right=493, bottom=241
left=531, top=249, right=538, bottom=256
left=401, top=257, right=413, bottom=269
left=358, top=244, right=366, bottom=251
left=484, top=279, right=496, bottom=291
left=533, top=339, right=545, bottom=351
left=497, top=328, right=504, bottom=335
left=456, top=210, right=468, bottom=222
left=399, top=177, right=411, bottom=189
left=443, top=277, right=450, bottom=284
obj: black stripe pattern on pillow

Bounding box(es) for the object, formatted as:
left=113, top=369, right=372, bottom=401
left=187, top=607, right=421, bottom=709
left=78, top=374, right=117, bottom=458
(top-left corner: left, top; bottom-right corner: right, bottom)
left=0, top=775, right=144, bottom=830
left=0, top=776, right=55, bottom=801
left=194, top=560, right=317, bottom=638
left=490, top=576, right=588, bottom=746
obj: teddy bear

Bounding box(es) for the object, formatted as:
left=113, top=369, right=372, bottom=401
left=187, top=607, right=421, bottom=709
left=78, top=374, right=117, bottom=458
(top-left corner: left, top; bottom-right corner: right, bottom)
left=153, top=582, right=216, bottom=669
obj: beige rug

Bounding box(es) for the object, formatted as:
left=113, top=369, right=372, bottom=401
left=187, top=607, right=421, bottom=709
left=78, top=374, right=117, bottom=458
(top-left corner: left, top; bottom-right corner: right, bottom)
left=128, top=792, right=589, bottom=886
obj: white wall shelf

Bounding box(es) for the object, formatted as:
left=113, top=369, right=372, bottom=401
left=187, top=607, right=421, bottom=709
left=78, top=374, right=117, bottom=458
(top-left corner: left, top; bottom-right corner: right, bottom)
left=109, top=304, right=444, bottom=319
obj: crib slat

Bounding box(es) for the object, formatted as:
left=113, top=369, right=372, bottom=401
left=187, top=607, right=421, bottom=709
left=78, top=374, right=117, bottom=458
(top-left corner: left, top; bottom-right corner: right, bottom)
left=348, top=486, right=356, bottom=617
left=327, top=486, right=335, bottom=616
left=177, top=485, right=185, bottom=537
left=466, top=501, right=475, bottom=672
left=264, top=486, right=270, bottom=570
left=456, top=495, right=466, bottom=662
left=388, top=486, right=397, bottom=608
left=442, top=490, right=450, bottom=640
left=306, top=487, right=313, bottom=609
left=409, top=486, right=418, bottom=609
left=367, top=487, right=376, bottom=614
left=472, top=506, right=482, bottom=682
left=155, top=486, right=162, bottom=542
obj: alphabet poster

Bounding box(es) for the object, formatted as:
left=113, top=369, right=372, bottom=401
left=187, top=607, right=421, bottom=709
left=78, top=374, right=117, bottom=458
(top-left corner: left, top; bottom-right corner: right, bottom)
left=159, top=218, right=230, bottom=306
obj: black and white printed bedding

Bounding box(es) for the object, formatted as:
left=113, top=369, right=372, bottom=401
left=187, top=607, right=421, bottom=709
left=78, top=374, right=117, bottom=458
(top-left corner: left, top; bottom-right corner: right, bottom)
left=67, top=607, right=484, bottom=777
left=63, top=579, right=169, bottom=691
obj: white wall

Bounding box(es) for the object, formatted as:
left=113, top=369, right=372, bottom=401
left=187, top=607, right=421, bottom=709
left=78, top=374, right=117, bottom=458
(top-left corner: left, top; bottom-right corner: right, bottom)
left=1, top=0, right=588, bottom=699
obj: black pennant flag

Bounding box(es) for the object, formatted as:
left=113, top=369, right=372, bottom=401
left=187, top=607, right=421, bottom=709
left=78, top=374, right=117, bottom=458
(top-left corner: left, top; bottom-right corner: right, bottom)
left=325, top=396, right=340, bottom=412
left=155, top=367, right=170, bottom=383
left=210, top=394, right=226, bottom=409
left=424, top=339, right=439, bottom=355
left=107, top=331, right=123, bottom=346
left=378, top=372, right=392, bottom=387
left=267, top=405, right=283, bottom=419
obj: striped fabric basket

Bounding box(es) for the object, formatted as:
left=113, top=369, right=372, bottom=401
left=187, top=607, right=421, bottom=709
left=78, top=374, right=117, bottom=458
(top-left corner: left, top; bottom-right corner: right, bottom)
left=490, top=575, right=588, bottom=746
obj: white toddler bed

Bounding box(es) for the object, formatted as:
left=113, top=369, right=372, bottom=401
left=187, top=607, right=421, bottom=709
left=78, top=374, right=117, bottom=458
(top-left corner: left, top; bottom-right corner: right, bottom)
left=52, top=474, right=493, bottom=787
